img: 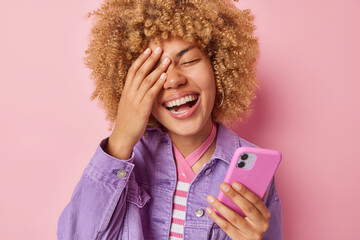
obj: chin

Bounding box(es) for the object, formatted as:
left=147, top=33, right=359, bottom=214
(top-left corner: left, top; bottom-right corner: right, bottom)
left=154, top=111, right=212, bottom=138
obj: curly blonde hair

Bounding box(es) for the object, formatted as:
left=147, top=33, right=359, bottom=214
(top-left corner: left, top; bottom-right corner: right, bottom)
left=84, top=0, right=259, bottom=130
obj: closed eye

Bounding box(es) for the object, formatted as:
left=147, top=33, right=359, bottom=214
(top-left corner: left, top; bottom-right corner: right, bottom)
left=181, top=59, right=200, bottom=66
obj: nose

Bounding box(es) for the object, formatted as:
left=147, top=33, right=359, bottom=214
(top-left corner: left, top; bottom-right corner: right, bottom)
left=163, top=66, right=187, bottom=89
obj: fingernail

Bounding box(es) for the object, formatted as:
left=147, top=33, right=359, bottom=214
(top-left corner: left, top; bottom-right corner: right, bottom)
left=144, top=48, right=151, bottom=55
left=155, top=47, right=161, bottom=54
left=207, top=195, right=215, bottom=203
left=206, top=207, right=212, bottom=214
left=220, top=183, right=230, bottom=192
left=160, top=73, right=166, bottom=80
left=233, top=182, right=242, bottom=191
left=162, top=57, right=169, bottom=65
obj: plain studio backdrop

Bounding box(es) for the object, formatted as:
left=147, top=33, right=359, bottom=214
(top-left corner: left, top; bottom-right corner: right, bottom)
left=0, top=0, right=359, bottom=239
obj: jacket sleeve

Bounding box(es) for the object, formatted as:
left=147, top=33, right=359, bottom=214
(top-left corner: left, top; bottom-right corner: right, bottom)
left=57, top=138, right=135, bottom=240
left=262, top=178, right=283, bottom=240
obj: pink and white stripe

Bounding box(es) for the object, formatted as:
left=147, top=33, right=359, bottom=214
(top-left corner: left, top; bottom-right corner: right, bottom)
left=169, top=123, right=217, bottom=239
left=169, top=180, right=190, bottom=240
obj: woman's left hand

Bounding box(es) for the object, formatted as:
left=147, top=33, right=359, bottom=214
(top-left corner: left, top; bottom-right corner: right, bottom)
left=206, top=182, right=270, bottom=240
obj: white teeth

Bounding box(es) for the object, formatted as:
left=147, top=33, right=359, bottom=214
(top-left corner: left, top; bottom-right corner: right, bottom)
left=169, top=109, right=188, bottom=114
left=165, top=95, right=198, bottom=108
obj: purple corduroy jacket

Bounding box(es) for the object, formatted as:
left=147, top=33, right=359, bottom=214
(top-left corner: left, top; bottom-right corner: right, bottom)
left=57, top=123, right=282, bottom=240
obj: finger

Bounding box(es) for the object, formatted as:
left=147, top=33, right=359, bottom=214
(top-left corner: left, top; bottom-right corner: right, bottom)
left=132, top=46, right=163, bottom=90
left=137, top=56, right=171, bottom=99
left=141, top=72, right=167, bottom=107
left=205, top=206, right=242, bottom=240
left=232, top=182, right=271, bottom=221
left=206, top=194, right=248, bottom=232
left=219, top=182, right=263, bottom=224
left=125, top=48, right=152, bottom=89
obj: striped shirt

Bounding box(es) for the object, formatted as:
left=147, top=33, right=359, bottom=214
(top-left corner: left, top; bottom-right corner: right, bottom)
left=169, top=179, right=189, bottom=239
left=169, top=123, right=217, bottom=239
left=169, top=172, right=191, bottom=240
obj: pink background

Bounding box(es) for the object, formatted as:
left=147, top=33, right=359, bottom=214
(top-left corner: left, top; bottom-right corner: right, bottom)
left=1, top=0, right=359, bottom=239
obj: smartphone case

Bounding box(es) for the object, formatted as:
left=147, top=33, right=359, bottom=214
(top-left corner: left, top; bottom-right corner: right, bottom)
left=216, top=147, right=281, bottom=218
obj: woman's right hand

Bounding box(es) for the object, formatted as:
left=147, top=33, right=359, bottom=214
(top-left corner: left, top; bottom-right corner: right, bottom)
left=105, top=47, right=171, bottom=159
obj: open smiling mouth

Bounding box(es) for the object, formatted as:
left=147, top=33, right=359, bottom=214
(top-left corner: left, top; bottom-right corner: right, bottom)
left=163, top=94, right=199, bottom=114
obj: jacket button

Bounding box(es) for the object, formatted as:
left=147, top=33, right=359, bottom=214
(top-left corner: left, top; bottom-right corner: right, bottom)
left=195, top=209, right=204, bottom=217
left=116, top=169, right=127, bottom=178
left=205, top=168, right=212, bottom=175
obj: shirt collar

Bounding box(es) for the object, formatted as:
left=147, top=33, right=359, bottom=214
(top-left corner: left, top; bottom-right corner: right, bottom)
left=146, top=122, right=241, bottom=164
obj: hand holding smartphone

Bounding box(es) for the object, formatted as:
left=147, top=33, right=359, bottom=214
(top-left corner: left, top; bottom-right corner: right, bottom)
left=216, top=147, right=281, bottom=218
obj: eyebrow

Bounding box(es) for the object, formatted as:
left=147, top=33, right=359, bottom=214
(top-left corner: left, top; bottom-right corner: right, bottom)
left=175, top=46, right=196, bottom=59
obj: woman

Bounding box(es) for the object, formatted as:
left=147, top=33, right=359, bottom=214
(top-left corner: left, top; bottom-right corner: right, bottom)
left=58, top=0, right=282, bottom=239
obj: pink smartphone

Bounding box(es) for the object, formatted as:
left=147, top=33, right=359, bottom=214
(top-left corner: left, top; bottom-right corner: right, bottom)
left=216, top=147, right=281, bottom=218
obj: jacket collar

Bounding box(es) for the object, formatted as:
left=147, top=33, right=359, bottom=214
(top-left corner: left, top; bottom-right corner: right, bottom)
left=212, top=123, right=241, bottom=164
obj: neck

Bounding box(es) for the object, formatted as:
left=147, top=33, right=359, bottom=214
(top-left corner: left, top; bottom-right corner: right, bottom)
left=169, top=118, right=215, bottom=157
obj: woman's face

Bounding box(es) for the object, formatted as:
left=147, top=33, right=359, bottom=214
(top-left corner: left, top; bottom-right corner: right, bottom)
left=150, top=37, right=216, bottom=138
